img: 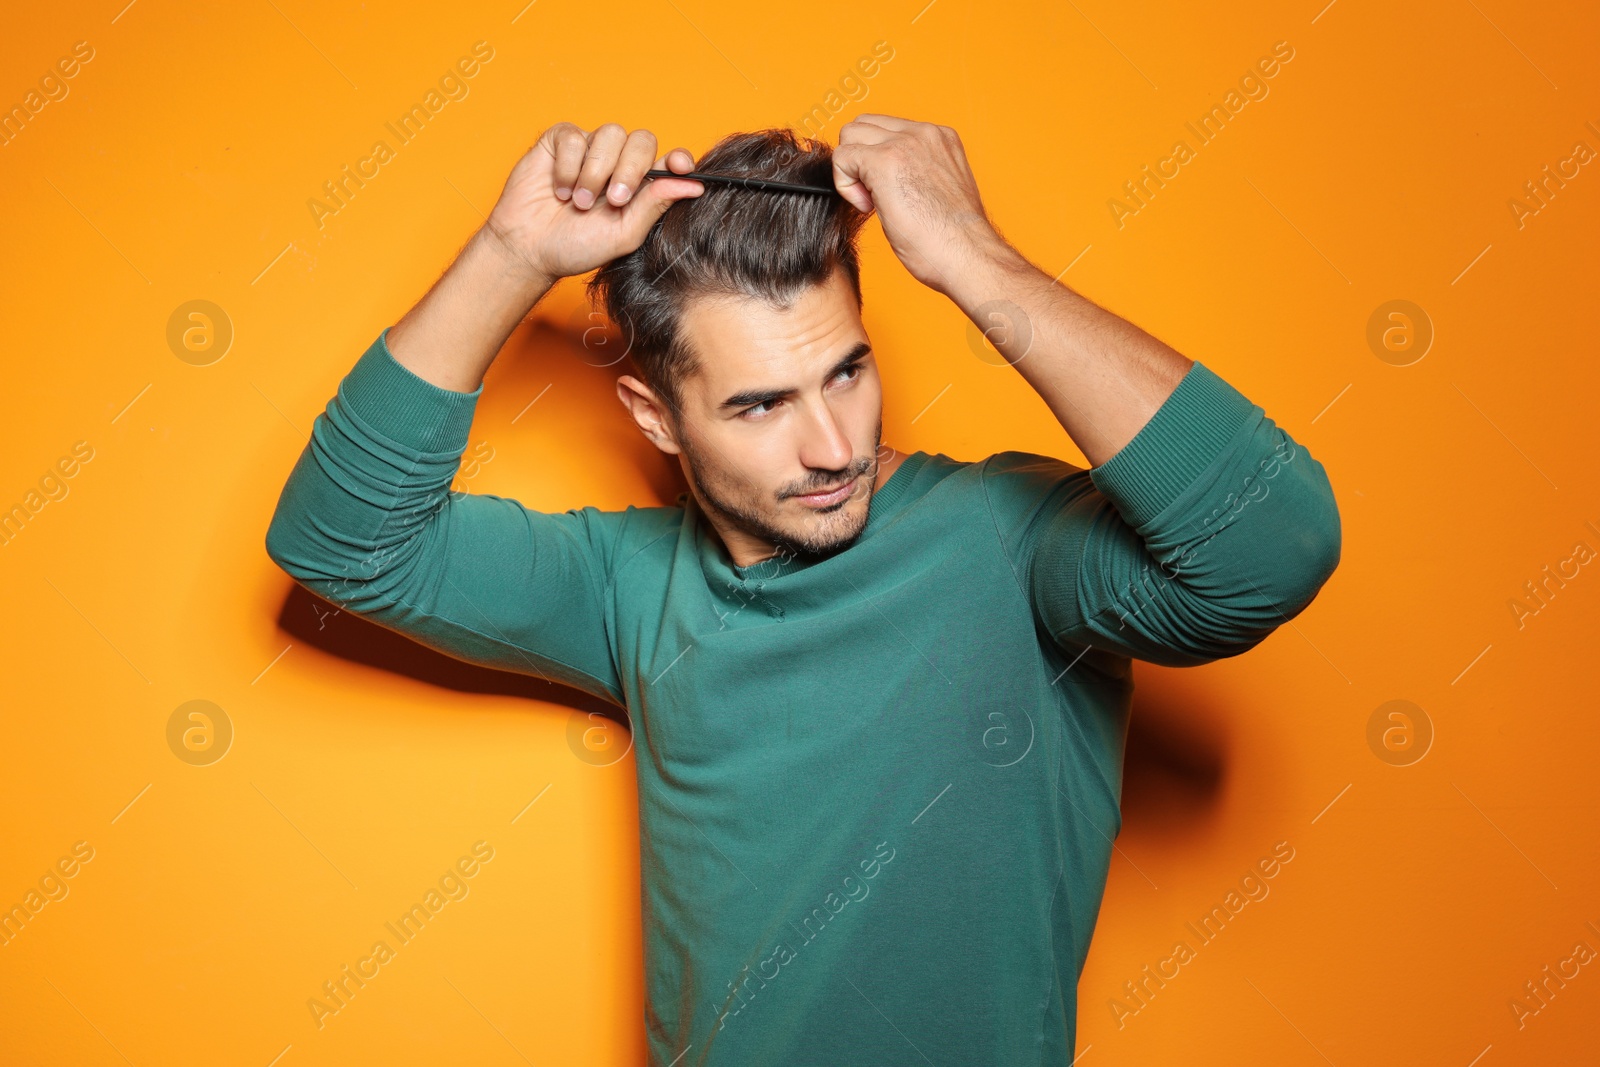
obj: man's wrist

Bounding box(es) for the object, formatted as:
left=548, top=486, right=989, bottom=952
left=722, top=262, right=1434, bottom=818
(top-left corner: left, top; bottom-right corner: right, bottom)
left=385, top=226, right=556, bottom=393
left=472, top=223, right=557, bottom=299
left=938, top=225, right=1035, bottom=320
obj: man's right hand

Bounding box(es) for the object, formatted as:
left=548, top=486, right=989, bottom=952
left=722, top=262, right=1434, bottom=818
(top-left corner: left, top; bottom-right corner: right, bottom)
left=482, top=122, right=706, bottom=286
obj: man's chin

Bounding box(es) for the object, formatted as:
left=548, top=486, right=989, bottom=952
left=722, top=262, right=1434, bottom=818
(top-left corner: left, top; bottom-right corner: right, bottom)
left=780, top=500, right=870, bottom=558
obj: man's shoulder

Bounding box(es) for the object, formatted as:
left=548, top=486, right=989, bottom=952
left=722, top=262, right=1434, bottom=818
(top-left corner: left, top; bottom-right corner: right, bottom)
left=975, top=448, right=1089, bottom=479
left=561, top=500, right=686, bottom=580
left=912, top=447, right=1086, bottom=473
left=928, top=449, right=1096, bottom=535
left=871, top=450, right=1094, bottom=544
left=577, top=499, right=685, bottom=539
left=919, top=448, right=1090, bottom=500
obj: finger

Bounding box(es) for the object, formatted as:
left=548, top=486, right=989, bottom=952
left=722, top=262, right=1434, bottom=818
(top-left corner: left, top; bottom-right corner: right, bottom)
left=607, top=129, right=660, bottom=207
left=536, top=119, right=589, bottom=157
left=829, top=142, right=876, bottom=215
left=634, top=147, right=703, bottom=198
left=573, top=122, right=629, bottom=210
left=622, top=157, right=705, bottom=236
left=846, top=113, right=917, bottom=132
left=838, top=117, right=896, bottom=146
left=662, top=146, right=696, bottom=174
left=635, top=158, right=705, bottom=206
left=547, top=123, right=592, bottom=200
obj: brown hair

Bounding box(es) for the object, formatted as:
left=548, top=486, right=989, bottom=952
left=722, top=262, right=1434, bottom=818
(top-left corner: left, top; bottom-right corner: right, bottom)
left=586, top=128, right=870, bottom=422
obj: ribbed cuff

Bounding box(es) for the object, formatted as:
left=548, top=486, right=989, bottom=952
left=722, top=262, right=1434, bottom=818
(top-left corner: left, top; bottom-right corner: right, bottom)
left=336, top=327, right=483, bottom=454
left=1089, top=361, right=1258, bottom=528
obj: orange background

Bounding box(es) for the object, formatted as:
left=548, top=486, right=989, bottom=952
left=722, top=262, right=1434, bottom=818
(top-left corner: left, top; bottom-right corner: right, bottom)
left=2, top=1, right=1596, bottom=1064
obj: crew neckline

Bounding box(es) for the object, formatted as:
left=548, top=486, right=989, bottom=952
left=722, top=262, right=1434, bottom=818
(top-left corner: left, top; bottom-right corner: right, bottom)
left=720, top=450, right=929, bottom=581
left=863, top=449, right=925, bottom=520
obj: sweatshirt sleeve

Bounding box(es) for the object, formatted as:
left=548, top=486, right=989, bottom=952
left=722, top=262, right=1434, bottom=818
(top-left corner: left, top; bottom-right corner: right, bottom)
left=982, top=360, right=1342, bottom=668
left=264, top=328, right=627, bottom=706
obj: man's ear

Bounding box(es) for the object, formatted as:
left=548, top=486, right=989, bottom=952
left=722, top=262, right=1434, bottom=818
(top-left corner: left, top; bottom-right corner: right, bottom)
left=616, top=374, right=683, bottom=455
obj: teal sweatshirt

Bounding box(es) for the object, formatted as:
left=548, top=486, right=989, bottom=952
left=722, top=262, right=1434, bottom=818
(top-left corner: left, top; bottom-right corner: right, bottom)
left=265, top=329, right=1340, bottom=1065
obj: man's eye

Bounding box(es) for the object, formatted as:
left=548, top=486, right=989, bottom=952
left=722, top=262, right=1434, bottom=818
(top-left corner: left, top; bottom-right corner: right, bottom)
left=740, top=368, right=858, bottom=420
left=742, top=400, right=778, bottom=419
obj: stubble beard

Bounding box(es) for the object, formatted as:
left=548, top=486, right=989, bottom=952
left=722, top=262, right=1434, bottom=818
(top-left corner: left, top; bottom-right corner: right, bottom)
left=681, top=417, right=884, bottom=563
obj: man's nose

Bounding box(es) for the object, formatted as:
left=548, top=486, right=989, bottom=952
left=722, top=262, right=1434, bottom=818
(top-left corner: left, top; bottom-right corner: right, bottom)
left=797, top=397, right=855, bottom=473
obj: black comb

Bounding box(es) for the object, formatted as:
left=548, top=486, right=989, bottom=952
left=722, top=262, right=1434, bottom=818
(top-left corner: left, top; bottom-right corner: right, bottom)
left=643, top=169, right=839, bottom=196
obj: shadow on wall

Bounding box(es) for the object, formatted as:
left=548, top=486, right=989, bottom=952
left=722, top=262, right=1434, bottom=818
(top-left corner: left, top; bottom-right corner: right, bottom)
left=492, top=314, right=689, bottom=510
left=275, top=585, right=629, bottom=725
left=1121, top=670, right=1230, bottom=833
left=277, top=588, right=1229, bottom=835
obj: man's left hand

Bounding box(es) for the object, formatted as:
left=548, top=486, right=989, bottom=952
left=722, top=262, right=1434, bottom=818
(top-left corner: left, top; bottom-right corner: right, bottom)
left=832, top=115, right=1005, bottom=296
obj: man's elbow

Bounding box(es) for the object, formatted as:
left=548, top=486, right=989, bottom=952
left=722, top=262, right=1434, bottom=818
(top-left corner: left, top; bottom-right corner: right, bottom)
left=1290, top=502, right=1343, bottom=611
left=263, top=505, right=329, bottom=586
left=1182, top=513, right=1342, bottom=662
left=264, top=506, right=421, bottom=620
left=264, top=517, right=307, bottom=583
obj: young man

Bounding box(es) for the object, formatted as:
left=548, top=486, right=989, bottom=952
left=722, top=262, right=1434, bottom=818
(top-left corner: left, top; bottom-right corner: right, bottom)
left=266, top=115, right=1341, bottom=1064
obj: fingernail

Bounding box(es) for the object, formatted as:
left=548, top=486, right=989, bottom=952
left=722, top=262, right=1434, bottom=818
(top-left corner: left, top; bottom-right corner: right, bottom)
left=574, top=188, right=594, bottom=209
left=611, top=183, right=630, bottom=203
left=556, top=186, right=571, bottom=200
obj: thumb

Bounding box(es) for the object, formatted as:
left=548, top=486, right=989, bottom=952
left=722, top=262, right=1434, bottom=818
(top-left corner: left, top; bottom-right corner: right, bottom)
left=831, top=147, right=876, bottom=215
left=619, top=173, right=704, bottom=243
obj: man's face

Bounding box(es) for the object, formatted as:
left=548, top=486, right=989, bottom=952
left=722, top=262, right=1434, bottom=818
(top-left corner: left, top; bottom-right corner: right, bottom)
left=644, top=266, right=886, bottom=564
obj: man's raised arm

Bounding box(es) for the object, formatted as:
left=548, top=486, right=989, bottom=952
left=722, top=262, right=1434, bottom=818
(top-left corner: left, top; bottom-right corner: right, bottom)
left=387, top=120, right=707, bottom=390
left=263, top=121, right=708, bottom=701
left=831, top=114, right=1341, bottom=664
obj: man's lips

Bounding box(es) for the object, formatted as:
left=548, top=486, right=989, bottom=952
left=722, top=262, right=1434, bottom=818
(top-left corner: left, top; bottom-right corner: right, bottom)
left=793, top=477, right=856, bottom=507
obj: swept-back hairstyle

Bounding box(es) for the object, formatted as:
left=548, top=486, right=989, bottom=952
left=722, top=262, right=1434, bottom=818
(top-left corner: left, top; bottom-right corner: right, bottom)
left=586, top=128, right=871, bottom=424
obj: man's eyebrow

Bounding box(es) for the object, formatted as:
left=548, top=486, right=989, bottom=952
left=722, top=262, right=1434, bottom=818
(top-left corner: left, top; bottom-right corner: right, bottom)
left=718, top=342, right=873, bottom=410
